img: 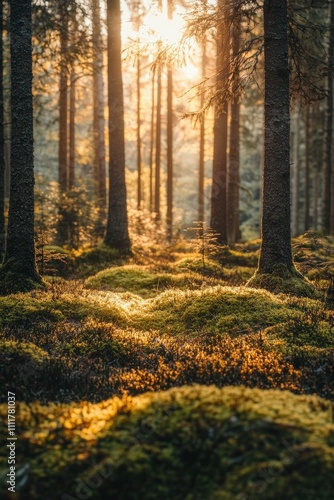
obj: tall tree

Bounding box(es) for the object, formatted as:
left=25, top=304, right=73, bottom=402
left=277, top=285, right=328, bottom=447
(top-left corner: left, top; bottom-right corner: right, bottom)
left=154, top=61, right=162, bottom=220
left=291, top=103, right=300, bottom=237
left=211, top=0, right=229, bottom=244
left=304, top=106, right=310, bottom=232
left=136, top=30, right=142, bottom=210
left=104, top=0, right=131, bottom=252
left=198, top=42, right=206, bottom=225
left=0, top=0, right=42, bottom=293
left=92, top=0, right=106, bottom=208
left=227, top=17, right=240, bottom=245
left=248, top=0, right=312, bottom=295
left=322, top=0, right=334, bottom=234
left=57, top=0, right=69, bottom=245
left=149, top=70, right=155, bottom=212
left=0, top=0, right=5, bottom=256
left=166, top=0, right=173, bottom=242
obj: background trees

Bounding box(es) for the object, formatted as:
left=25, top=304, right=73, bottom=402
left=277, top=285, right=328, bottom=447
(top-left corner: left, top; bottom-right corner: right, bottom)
left=0, top=0, right=333, bottom=293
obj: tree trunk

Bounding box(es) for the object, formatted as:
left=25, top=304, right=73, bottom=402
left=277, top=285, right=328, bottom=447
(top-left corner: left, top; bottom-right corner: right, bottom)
left=305, top=106, right=310, bottom=232
left=291, top=103, right=300, bottom=237
left=322, top=0, right=334, bottom=234
left=104, top=0, right=131, bottom=252
left=227, top=19, right=240, bottom=245
left=0, top=0, right=5, bottom=256
left=92, top=0, right=106, bottom=207
left=57, top=0, right=69, bottom=245
left=154, top=53, right=162, bottom=219
left=69, top=67, right=75, bottom=190
left=258, top=0, right=293, bottom=273
left=210, top=0, right=229, bottom=245
left=0, top=0, right=41, bottom=293
left=58, top=1, right=68, bottom=193
left=198, top=42, right=206, bottom=225
left=149, top=70, right=155, bottom=213
left=137, top=36, right=142, bottom=210
left=166, top=0, right=173, bottom=242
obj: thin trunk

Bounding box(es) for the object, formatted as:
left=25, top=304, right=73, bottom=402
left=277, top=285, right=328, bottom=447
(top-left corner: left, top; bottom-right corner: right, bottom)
left=58, top=1, right=68, bottom=193
left=198, top=42, right=206, bottom=225
left=305, top=106, right=310, bottom=232
left=1, top=0, right=41, bottom=292
left=227, top=20, right=240, bottom=245
left=104, top=0, right=131, bottom=252
left=292, top=103, right=300, bottom=237
left=211, top=0, right=229, bottom=244
left=137, top=37, right=142, bottom=210
left=166, top=0, right=173, bottom=242
left=57, top=1, right=69, bottom=245
left=258, top=0, right=293, bottom=273
left=314, top=163, right=319, bottom=231
left=0, top=0, right=5, bottom=256
left=322, top=0, right=334, bottom=234
left=154, top=55, right=162, bottom=219
left=69, top=67, right=75, bottom=190
left=149, top=70, right=155, bottom=212
left=92, top=0, right=106, bottom=207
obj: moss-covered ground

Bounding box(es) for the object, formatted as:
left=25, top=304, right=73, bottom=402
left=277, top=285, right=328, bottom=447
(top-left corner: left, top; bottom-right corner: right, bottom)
left=1, top=232, right=334, bottom=498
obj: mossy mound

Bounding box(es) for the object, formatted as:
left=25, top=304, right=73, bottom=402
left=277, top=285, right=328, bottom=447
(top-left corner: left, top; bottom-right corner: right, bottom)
left=40, top=245, right=75, bottom=277
left=173, top=256, right=224, bottom=275
left=85, top=265, right=215, bottom=297
left=0, top=258, right=44, bottom=295
left=74, top=244, right=126, bottom=277
left=247, top=265, right=319, bottom=298
left=133, top=286, right=302, bottom=334
left=0, top=287, right=127, bottom=329
left=2, top=385, right=333, bottom=499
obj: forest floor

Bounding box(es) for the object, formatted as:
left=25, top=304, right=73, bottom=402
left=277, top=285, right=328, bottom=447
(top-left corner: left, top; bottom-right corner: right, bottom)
left=1, top=232, right=334, bottom=499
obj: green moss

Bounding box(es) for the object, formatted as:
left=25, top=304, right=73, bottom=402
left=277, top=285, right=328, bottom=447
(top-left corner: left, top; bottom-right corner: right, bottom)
left=75, top=244, right=126, bottom=277
left=0, top=339, right=48, bottom=364
left=0, top=289, right=127, bottom=329
left=2, top=385, right=333, bottom=499
left=247, top=265, right=319, bottom=298
left=133, top=286, right=302, bottom=334
left=0, top=257, right=45, bottom=295
left=85, top=265, right=215, bottom=297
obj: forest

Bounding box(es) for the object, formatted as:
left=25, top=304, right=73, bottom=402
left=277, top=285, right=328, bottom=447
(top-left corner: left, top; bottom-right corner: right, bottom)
left=1, top=0, right=334, bottom=498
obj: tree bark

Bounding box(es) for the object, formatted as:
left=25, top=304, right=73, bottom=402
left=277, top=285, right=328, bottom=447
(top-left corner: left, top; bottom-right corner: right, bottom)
left=92, top=0, right=106, bottom=207
left=149, top=70, right=155, bottom=213
left=69, top=67, right=75, bottom=190
left=258, top=0, right=293, bottom=273
left=0, top=0, right=5, bottom=256
left=166, top=0, right=173, bottom=242
left=154, top=51, right=162, bottom=219
left=305, top=106, right=310, bottom=232
left=291, top=103, right=300, bottom=237
left=104, top=0, right=131, bottom=252
left=137, top=36, right=142, bottom=210
left=198, top=42, right=206, bottom=225
left=57, top=0, right=69, bottom=246
left=211, top=0, right=229, bottom=244
left=0, top=0, right=41, bottom=292
left=322, top=0, right=334, bottom=234
left=58, top=0, right=68, bottom=193
left=227, top=19, right=240, bottom=245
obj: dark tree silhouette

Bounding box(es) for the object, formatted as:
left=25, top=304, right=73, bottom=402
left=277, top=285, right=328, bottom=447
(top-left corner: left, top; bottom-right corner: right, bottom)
left=248, top=0, right=313, bottom=296
left=0, top=0, right=5, bottom=256
left=210, top=0, right=229, bottom=245
left=104, top=0, right=131, bottom=253
left=0, top=0, right=42, bottom=294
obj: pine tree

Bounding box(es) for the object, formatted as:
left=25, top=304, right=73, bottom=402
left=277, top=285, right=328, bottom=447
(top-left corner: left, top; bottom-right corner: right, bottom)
left=0, top=0, right=42, bottom=294
left=104, top=0, right=131, bottom=252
